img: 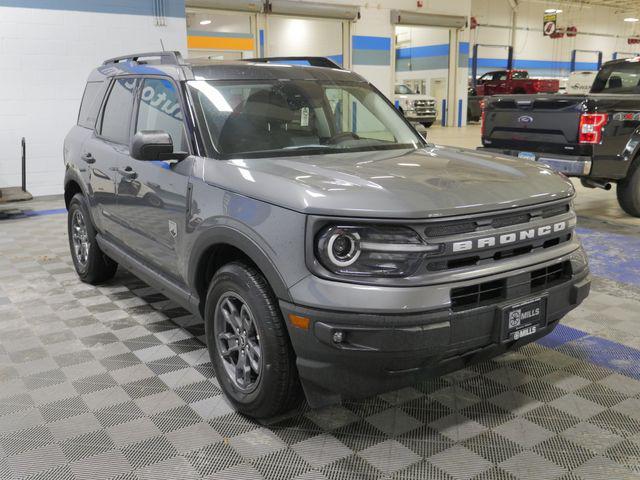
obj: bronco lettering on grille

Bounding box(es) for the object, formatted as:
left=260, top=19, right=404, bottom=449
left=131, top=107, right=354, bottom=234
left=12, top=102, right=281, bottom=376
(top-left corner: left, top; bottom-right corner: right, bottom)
left=451, top=221, right=567, bottom=253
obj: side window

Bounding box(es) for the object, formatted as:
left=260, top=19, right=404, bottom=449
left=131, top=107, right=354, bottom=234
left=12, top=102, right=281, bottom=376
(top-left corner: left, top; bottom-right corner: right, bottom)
left=497, top=72, right=507, bottom=81
left=136, top=78, right=187, bottom=152
left=100, top=78, right=137, bottom=144
left=78, top=81, right=106, bottom=129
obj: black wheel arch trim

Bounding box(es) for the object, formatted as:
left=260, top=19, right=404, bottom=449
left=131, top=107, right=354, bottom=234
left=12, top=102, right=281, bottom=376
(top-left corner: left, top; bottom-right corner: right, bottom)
left=64, top=169, right=99, bottom=227
left=187, top=225, right=293, bottom=310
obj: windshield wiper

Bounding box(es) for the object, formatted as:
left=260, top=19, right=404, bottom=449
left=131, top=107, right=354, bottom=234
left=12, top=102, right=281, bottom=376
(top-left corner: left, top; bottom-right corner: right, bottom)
left=282, top=145, right=337, bottom=150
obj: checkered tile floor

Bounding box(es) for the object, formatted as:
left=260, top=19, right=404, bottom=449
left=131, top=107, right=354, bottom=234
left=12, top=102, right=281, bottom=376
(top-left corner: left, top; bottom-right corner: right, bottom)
left=1, top=206, right=640, bottom=480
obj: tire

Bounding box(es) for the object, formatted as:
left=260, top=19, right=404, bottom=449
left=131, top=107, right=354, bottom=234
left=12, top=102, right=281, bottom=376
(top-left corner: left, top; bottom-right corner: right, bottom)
left=67, top=193, right=118, bottom=284
left=616, top=159, right=640, bottom=217
left=420, top=121, right=434, bottom=128
left=204, top=261, right=302, bottom=418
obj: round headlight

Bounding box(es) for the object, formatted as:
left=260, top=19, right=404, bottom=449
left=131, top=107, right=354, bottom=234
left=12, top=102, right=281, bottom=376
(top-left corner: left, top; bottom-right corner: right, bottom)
left=326, top=230, right=360, bottom=267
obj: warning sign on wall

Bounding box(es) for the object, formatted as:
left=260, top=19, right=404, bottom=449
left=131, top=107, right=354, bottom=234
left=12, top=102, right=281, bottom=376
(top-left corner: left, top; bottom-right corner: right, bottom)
left=543, top=13, right=557, bottom=36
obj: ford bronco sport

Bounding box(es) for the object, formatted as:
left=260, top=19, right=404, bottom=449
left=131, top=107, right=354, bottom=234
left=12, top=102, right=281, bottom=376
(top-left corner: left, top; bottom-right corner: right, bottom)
left=64, top=52, right=590, bottom=419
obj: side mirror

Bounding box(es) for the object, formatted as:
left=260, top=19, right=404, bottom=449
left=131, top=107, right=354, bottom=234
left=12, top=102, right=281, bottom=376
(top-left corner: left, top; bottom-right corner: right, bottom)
left=130, top=130, right=189, bottom=161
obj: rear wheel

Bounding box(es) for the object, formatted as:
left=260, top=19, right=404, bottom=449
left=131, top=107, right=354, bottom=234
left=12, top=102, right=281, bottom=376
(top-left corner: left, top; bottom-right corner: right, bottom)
left=204, top=261, right=302, bottom=418
left=616, top=160, right=640, bottom=217
left=67, top=193, right=118, bottom=284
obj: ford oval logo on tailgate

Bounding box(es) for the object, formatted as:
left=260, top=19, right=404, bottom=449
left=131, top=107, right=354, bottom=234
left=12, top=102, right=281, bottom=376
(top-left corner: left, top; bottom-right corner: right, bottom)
left=518, top=115, right=534, bottom=124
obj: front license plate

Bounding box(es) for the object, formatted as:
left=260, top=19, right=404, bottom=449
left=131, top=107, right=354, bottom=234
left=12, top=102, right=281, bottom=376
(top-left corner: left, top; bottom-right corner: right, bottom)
left=518, top=151, right=536, bottom=161
left=501, top=296, right=545, bottom=341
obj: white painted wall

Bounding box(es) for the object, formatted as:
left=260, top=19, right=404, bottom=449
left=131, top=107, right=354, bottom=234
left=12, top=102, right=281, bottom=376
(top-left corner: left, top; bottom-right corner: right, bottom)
left=0, top=5, right=187, bottom=197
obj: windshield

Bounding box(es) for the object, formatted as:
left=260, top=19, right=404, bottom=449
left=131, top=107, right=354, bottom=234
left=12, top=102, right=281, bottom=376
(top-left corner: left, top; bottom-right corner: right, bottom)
left=591, top=60, right=640, bottom=94
left=394, top=84, right=414, bottom=94
left=188, top=79, right=425, bottom=158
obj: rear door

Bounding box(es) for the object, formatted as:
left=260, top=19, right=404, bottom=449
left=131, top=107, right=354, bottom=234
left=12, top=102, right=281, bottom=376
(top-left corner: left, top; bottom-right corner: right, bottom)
left=114, top=77, right=191, bottom=281
left=82, top=77, right=139, bottom=235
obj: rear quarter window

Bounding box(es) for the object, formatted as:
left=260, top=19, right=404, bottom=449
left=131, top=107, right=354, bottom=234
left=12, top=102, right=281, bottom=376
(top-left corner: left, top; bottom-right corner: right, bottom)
left=77, top=81, right=106, bottom=129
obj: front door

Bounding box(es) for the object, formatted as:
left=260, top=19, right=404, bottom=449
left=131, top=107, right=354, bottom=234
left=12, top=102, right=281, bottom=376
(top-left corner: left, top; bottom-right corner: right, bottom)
left=86, top=77, right=139, bottom=236
left=115, top=77, right=191, bottom=282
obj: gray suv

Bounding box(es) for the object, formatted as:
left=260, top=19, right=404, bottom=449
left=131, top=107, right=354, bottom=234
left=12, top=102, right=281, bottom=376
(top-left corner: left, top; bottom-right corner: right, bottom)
left=64, top=52, right=590, bottom=418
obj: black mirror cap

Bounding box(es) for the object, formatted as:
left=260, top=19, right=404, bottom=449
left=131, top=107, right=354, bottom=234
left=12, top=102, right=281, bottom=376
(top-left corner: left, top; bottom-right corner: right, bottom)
left=131, top=130, right=188, bottom=161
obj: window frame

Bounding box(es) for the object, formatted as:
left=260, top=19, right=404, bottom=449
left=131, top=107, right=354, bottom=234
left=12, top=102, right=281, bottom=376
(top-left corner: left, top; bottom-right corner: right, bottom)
left=132, top=75, right=192, bottom=156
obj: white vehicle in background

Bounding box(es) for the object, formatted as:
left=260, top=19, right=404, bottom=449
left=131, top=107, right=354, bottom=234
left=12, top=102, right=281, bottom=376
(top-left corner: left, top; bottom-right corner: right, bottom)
left=566, top=71, right=597, bottom=94
left=394, top=83, right=437, bottom=128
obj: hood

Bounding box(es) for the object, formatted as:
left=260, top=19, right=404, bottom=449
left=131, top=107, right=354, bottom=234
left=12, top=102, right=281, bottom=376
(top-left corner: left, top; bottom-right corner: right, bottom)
left=202, top=146, right=575, bottom=219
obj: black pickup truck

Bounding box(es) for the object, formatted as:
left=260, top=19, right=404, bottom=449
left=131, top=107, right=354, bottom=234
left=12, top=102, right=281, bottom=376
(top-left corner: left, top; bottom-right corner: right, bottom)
left=479, top=57, right=640, bottom=217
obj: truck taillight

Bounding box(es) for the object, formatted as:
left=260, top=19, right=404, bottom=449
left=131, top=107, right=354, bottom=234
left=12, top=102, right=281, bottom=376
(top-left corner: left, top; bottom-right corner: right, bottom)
left=579, top=113, right=608, bottom=144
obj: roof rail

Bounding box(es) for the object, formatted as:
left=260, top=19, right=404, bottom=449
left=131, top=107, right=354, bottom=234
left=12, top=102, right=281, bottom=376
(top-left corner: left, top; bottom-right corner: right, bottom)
left=103, top=51, right=184, bottom=66
left=244, top=56, right=343, bottom=69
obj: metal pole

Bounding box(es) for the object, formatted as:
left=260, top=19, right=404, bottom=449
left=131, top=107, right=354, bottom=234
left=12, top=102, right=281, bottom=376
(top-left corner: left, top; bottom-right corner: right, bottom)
left=21, top=137, right=26, bottom=193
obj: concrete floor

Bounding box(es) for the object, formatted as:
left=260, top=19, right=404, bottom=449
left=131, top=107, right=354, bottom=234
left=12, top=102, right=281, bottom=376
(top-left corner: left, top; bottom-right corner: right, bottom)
left=1, top=128, right=640, bottom=480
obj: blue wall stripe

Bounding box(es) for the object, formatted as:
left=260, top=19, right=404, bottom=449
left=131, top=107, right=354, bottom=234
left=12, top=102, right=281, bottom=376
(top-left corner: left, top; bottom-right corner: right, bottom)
left=327, top=54, right=343, bottom=67
left=397, top=44, right=450, bottom=59
left=396, top=55, right=449, bottom=72
left=471, top=57, right=600, bottom=72
left=0, top=0, right=185, bottom=17
left=353, top=49, right=390, bottom=66
left=352, top=35, right=391, bottom=52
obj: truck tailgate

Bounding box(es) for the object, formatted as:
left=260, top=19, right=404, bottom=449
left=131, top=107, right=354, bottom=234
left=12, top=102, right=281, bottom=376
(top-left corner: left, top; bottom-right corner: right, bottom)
left=482, top=95, right=586, bottom=154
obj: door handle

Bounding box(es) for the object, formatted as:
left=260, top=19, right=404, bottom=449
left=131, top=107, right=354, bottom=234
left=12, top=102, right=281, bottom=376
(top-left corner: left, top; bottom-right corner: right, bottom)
left=116, top=167, right=138, bottom=180
left=82, top=153, right=96, bottom=164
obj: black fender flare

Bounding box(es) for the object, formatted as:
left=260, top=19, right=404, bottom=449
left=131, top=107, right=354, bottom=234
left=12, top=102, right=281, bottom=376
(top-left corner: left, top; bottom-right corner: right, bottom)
left=623, top=126, right=640, bottom=174
left=187, top=225, right=292, bottom=307
left=63, top=167, right=99, bottom=226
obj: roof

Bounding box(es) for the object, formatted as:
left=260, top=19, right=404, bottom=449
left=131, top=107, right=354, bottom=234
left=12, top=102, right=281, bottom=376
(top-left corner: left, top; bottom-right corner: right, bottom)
left=87, top=52, right=365, bottom=84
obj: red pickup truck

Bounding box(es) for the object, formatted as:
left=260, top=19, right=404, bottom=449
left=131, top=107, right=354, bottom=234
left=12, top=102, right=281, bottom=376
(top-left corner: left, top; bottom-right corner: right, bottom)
left=475, top=70, right=560, bottom=96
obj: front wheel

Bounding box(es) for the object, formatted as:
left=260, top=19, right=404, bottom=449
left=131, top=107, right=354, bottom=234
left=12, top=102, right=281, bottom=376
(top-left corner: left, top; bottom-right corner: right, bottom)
left=420, top=121, right=434, bottom=128
left=67, top=193, right=118, bottom=284
left=616, top=161, right=640, bottom=217
left=204, top=261, right=302, bottom=418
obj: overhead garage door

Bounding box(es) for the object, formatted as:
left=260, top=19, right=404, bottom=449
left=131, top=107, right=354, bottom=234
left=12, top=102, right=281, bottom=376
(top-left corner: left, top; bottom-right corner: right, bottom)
left=265, top=1, right=359, bottom=68
left=185, top=1, right=262, bottom=60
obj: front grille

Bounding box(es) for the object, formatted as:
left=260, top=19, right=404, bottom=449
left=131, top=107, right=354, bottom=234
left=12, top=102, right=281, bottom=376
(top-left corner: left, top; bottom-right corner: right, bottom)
left=424, top=202, right=570, bottom=237
left=422, top=200, right=574, bottom=273
left=414, top=99, right=436, bottom=115
left=451, top=279, right=506, bottom=310
left=450, top=261, right=572, bottom=312
left=426, top=233, right=572, bottom=272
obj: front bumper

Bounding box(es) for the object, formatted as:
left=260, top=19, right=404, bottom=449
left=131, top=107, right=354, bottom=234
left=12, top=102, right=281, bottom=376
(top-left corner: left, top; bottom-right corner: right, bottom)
left=405, top=111, right=437, bottom=123
left=281, top=256, right=590, bottom=406
left=478, top=147, right=592, bottom=177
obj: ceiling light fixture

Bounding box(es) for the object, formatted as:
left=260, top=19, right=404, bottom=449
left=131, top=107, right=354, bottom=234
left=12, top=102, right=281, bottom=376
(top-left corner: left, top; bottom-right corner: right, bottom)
left=545, top=8, right=562, bottom=13
left=624, top=17, right=639, bottom=22
left=199, top=19, right=212, bottom=25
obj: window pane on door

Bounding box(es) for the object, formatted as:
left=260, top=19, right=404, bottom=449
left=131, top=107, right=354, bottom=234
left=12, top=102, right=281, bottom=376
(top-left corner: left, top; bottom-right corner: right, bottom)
left=136, top=78, right=187, bottom=151
left=101, top=78, right=137, bottom=144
